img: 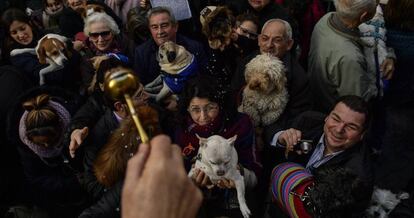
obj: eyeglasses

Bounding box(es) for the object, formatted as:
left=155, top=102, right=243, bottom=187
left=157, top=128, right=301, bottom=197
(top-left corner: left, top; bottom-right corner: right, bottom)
left=188, top=103, right=219, bottom=115
left=89, top=31, right=112, bottom=40
left=238, top=25, right=258, bottom=39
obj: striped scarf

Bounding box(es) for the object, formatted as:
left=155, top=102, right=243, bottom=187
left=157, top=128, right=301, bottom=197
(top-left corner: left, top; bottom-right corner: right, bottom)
left=271, top=162, right=314, bottom=218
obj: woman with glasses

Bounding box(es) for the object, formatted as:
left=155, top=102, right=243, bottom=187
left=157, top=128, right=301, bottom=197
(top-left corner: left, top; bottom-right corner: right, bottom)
left=174, top=75, right=261, bottom=217
left=81, top=12, right=128, bottom=58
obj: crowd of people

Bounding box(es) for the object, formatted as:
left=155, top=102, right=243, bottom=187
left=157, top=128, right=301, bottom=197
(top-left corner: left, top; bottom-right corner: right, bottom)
left=0, top=0, right=413, bottom=217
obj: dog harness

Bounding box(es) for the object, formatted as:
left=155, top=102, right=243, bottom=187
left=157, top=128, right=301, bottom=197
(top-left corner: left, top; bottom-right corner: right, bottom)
left=271, top=162, right=314, bottom=218
left=161, top=56, right=198, bottom=93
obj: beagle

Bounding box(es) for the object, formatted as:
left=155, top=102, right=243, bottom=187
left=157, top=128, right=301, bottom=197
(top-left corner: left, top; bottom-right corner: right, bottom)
left=10, top=33, right=70, bottom=85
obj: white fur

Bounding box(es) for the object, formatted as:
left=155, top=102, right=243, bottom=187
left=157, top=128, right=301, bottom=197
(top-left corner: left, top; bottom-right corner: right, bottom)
left=188, top=135, right=251, bottom=218
left=366, top=187, right=409, bottom=218
left=238, top=53, right=289, bottom=126
left=10, top=33, right=68, bottom=85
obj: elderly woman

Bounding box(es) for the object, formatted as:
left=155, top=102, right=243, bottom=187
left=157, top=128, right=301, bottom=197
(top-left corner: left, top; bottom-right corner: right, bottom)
left=81, top=12, right=130, bottom=58
left=174, top=75, right=261, bottom=217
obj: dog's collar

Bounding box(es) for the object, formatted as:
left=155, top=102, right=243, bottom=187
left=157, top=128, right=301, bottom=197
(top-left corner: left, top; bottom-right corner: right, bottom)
left=290, top=184, right=323, bottom=217
left=191, top=153, right=202, bottom=163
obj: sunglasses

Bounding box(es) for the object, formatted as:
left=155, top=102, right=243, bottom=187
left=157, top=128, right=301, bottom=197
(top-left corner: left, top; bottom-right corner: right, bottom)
left=89, top=31, right=112, bottom=39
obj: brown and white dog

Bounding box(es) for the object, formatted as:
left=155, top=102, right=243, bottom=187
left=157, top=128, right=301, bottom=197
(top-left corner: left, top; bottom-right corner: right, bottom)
left=238, top=53, right=289, bottom=126
left=10, top=33, right=70, bottom=85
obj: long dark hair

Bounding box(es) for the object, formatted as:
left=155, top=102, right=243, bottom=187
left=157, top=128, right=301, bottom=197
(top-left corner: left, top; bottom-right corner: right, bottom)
left=1, top=8, right=40, bottom=60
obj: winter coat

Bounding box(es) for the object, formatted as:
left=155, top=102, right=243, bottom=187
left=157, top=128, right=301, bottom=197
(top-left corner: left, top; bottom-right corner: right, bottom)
left=82, top=108, right=119, bottom=201
left=6, top=86, right=87, bottom=217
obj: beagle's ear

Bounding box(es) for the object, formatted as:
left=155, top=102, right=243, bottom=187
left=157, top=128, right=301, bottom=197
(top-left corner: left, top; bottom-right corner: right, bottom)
left=37, top=45, right=47, bottom=65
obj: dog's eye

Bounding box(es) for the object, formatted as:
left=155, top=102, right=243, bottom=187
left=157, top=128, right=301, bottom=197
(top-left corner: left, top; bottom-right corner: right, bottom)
left=383, top=207, right=390, bottom=213
left=209, top=161, right=217, bottom=165
left=159, top=53, right=164, bottom=59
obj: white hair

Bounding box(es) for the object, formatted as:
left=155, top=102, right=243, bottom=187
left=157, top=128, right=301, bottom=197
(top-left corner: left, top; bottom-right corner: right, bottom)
left=334, top=0, right=376, bottom=21
left=84, top=12, right=120, bottom=36
left=261, top=18, right=292, bottom=40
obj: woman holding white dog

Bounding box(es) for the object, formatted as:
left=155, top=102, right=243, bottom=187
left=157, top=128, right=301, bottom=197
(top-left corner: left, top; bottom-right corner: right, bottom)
left=175, top=75, right=261, bottom=218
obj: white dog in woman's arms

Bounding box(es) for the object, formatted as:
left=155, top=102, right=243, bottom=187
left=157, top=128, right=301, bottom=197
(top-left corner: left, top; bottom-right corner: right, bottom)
left=188, top=134, right=257, bottom=218
left=10, top=33, right=70, bottom=85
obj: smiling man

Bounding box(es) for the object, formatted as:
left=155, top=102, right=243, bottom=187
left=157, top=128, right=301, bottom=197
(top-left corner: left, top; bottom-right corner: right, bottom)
left=133, top=6, right=206, bottom=85
left=271, top=95, right=373, bottom=184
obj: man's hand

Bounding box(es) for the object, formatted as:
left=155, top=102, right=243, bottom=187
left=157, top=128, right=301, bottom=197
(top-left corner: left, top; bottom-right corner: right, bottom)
left=69, top=127, right=88, bottom=158
left=278, top=128, right=302, bottom=158
left=72, top=40, right=84, bottom=52
left=381, top=58, right=395, bottom=80
left=122, top=135, right=202, bottom=218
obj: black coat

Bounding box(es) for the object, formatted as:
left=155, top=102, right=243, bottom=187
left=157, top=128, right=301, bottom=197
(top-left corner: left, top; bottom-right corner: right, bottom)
left=6, top=86, right=87, bottom=217
left=283, top=111, right=374, bottom=187
left=79, top=181, right=122, bottom=218
left=0, top=66, right=32, bottom=207
left=82, top=108, right=120, bottom=201
left=231, top=51, right=312, bottom=141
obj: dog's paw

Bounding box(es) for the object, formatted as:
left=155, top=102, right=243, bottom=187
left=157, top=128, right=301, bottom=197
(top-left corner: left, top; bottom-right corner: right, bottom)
left=240, top=204, right=251, bottom=218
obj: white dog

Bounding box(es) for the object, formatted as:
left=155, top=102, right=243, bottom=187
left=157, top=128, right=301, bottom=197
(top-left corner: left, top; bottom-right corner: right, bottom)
left=366, top=187, right=409, bottom=218
left=188, top=134, right=251, bottom=218
left=10, top=33, right=70, bottom=85
left=145, top=41, right=197, bottom=102
left=238, top=53, right=289, bottom=126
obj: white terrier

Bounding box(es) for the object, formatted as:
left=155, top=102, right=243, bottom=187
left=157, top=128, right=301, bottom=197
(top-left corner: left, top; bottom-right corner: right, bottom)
left=188, top=134, right=251, bottom=218
left=366, top=187, right=409, bottom=218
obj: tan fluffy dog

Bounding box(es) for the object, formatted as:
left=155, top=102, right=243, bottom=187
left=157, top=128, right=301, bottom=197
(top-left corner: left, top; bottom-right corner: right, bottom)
left=238, top=54, right=289, bottom=126
left=145, top=41, right=196, bottom=102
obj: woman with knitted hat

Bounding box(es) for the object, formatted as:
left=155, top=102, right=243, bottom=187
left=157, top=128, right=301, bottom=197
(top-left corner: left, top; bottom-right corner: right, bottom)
left=7, top=89, right=88, bottom=218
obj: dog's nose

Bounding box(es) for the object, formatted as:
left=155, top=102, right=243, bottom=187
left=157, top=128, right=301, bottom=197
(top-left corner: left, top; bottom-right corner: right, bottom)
left=62, top=59, right=68, bottom=65
left=216, top=170, right=225, bottom=176
left=248, top=80, right=260, bottom=90
left=374, top=211, right=380, bottom=217
left=167, top=51, right=176, bottom=63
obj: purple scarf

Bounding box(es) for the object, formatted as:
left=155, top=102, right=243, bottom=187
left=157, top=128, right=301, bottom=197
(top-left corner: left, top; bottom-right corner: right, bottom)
left=19, top=100, right=70, bottom=158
